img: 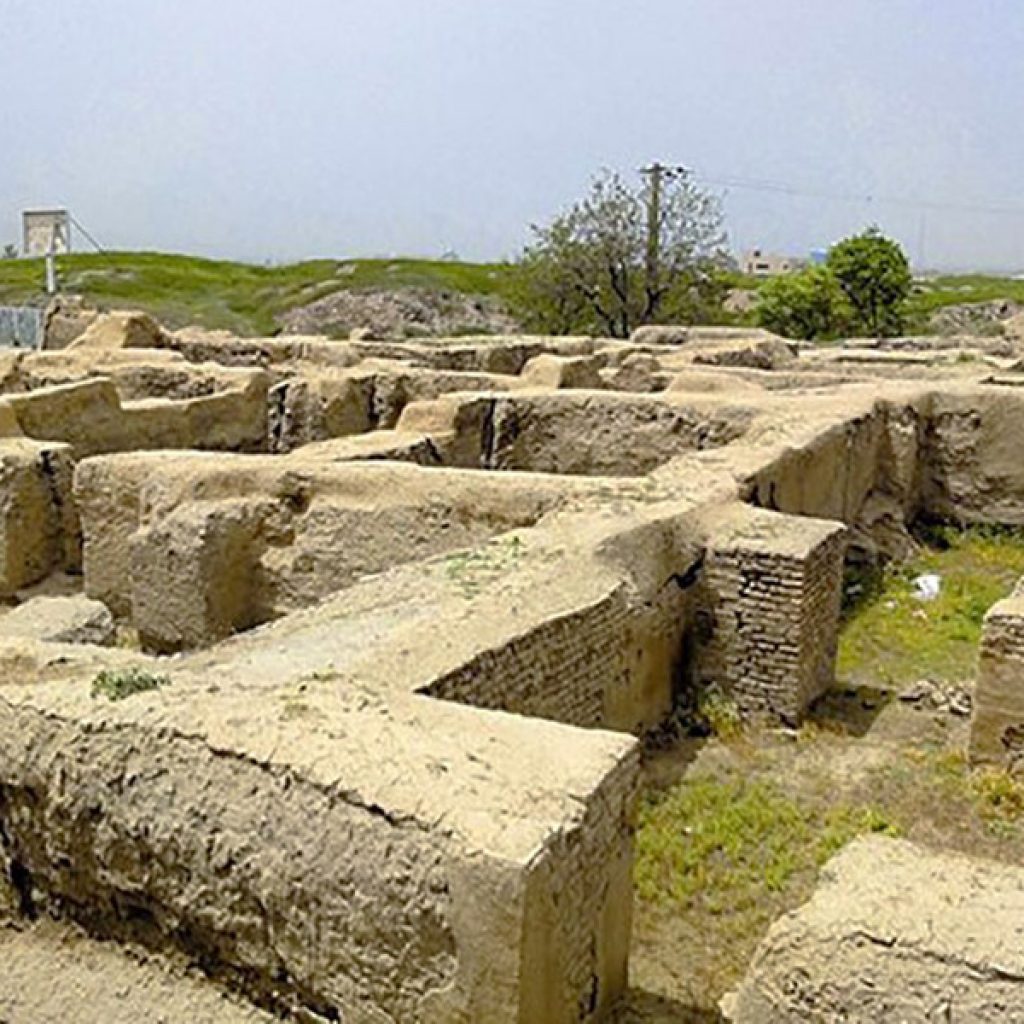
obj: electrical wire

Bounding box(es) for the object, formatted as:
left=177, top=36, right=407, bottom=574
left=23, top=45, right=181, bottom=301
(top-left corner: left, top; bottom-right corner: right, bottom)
left=692, top=170, right=1024, bottom=218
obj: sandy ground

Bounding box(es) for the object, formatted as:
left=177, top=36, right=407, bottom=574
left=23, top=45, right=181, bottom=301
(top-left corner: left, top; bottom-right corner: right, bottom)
left=0, top=919, right=277, bottom=1024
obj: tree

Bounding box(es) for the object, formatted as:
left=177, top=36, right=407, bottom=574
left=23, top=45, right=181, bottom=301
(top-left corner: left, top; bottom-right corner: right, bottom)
left=509, top=219, right=593, bottom=335
left=826, top=228, right=911, bottom=337
left=757, top=265, right=847, bottom=341
left=511, top=168, right=729, bottom=337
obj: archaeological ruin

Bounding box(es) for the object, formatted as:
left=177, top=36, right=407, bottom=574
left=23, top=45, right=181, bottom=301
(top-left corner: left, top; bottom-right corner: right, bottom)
left=3, top=308, right=1024, bottom=1021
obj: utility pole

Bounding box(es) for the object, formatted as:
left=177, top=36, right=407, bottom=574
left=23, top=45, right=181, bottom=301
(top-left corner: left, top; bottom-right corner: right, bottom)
left=45, top=227, right=57, bottom=296
left=639, top=162, right=687, bottom=310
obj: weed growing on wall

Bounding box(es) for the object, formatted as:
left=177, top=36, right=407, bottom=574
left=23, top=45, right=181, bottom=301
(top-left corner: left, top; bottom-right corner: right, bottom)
left=444, top=534, right=524, bottom=598
left=696, top=683, right=743, bottom=739
left=91, top=667, right=170, bottom=701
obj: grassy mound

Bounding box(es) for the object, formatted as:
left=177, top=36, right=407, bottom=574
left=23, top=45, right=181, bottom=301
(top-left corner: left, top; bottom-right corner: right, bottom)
left=0, top=251, right=515, bottom=336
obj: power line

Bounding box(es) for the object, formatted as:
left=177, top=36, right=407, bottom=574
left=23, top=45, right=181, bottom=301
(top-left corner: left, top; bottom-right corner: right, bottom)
left=692, top=170, right=1024, bottom=218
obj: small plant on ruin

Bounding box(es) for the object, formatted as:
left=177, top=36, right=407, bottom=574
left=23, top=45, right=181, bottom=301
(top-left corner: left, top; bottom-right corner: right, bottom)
left=91, top=667, right=171, bottom=702
left=971, top=768, right=1024, bottom=822
left=444, top=535, right=523, bottom=597
left=697, top=682, right=743, bottom=739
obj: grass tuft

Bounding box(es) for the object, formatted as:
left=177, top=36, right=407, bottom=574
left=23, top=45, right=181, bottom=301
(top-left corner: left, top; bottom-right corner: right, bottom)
left=696, top=683, right=743, bottom=740
left=91, top=667, right=170, bottom=701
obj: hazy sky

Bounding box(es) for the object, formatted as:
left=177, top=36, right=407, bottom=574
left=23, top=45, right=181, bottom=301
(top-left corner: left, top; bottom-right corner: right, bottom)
left=4, top=0, right=1023, bottom=270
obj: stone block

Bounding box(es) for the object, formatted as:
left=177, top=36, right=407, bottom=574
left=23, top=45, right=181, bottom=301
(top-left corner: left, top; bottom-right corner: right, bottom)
left=0, top=595, right=114, bottom=646
left=520, top=354, right=605, bottom=390
left=131, top=499, right=270, bottom=653
left=0, top=440, right=78, bottom=595
left=728, top=836, right=1024, bottom=1023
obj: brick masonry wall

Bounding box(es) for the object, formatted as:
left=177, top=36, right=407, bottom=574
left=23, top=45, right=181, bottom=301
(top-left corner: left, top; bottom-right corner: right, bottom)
left=521, top=744, right=639, bottom=1023
left=699, top=509, right=846, bottom=723
left=422, top=588, right=631, bottom=729
left=799, top=531, right=847, bottom=713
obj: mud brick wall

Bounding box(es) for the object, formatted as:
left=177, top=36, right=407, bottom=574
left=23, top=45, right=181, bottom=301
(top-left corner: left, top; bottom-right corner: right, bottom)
left=520, top=746, right=638, bottom=1022
left=798, top=531, right=847, bottom=712
left=700, top=507, right=846, bottom=722
left=487, top=394, right=754, bottom=477
left=970, top=584, right=1024, bottom=767
left=0, top=691, right=640, bottom=1023
left=923, top=391, right=1024, bottom=526
left=423, top=589, right=631, bottom=729
left=0, top=440, right=79, bottom=594
left=0, top=705, right=459, bottom=1022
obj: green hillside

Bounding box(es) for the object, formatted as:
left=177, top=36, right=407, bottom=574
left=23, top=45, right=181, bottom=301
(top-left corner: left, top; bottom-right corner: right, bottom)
left=906, top=274, right=1024, bottom=322
left=0, top=251, right=515, bottom=336
left=3, top=251, right=1023, bottom=339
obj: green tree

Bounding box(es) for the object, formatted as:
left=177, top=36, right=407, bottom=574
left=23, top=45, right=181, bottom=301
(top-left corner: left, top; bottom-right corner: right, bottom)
left=757, top=265, right=847, bottom=340
left=827, top=227, right=912, bottom=337
left=511, top=168, right=729, bottom=337
left=510, top=219, right=593, bottom=335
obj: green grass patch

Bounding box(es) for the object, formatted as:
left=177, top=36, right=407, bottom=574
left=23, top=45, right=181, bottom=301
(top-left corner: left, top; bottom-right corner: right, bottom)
left=861, top=745, right=1024, bottom=849
left=635, top=776, right=899, bottom=912
left=0, top=251, right=515, bottom=336
left=837, top=525, right=1024, bottom=687
left=91, top=667, right=170, bottom=701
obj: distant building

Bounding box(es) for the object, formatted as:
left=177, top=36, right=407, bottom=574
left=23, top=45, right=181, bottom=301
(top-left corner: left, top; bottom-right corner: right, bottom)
left=22, top=209, right=71, bottom=257
left=740, top=248, right=805, bottom=277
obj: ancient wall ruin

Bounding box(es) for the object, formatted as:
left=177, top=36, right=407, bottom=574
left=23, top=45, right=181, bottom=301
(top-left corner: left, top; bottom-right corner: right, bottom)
left=970, top=580, right=1024, bottom=767
left=728, top=835, right=1024, bottom=1022
left=2, top=311, right=1024, bottom=1020
left=697, top=505, right=846, bottom=722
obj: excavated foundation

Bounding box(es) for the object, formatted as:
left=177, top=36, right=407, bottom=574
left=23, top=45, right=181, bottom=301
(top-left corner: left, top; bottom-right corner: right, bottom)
left=3, top=315, right=1024, bottom=1021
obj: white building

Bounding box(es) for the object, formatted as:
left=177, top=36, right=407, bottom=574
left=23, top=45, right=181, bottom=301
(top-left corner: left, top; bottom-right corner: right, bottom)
left=740, top=248, right=804, bottom=277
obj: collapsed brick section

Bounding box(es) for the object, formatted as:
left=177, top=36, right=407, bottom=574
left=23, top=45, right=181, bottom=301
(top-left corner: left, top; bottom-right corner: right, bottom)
left=699, top=505, right=846, bottom=722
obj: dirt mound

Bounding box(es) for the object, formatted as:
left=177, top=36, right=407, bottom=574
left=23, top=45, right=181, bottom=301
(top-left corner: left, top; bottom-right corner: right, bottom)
left=278, top=286, right=519, bottom=339
left=928, top=298, right=1023, bottom=336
